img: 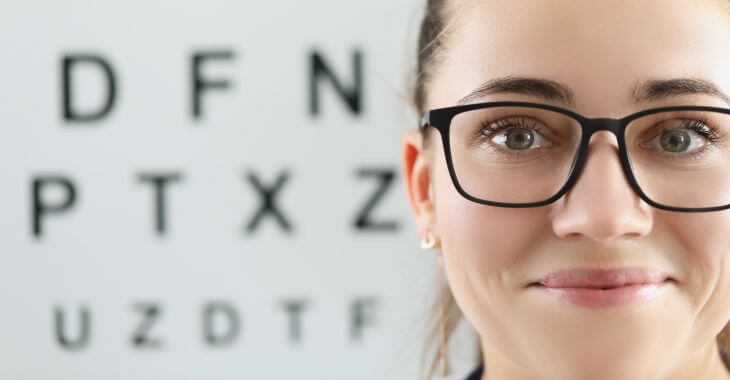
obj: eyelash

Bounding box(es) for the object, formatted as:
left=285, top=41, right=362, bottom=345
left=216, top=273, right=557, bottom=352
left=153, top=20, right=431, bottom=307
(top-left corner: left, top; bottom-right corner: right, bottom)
left=476, top=116, right=725, bottom=161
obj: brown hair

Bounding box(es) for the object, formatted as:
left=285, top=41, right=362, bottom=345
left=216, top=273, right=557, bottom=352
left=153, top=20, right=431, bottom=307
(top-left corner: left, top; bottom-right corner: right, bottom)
left=410, top=0, right=730, bottom=378
left=412, top=0, right=455, bottom=148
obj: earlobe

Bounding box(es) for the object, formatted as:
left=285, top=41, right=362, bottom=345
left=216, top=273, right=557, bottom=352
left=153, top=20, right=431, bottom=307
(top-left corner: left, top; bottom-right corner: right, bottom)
left=401, top=130, right=437, bottom=236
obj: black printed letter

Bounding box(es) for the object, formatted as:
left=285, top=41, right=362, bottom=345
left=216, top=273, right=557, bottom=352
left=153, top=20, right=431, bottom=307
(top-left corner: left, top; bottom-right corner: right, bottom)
left=350, top=296, right=378, bottom=342
left=203, top=301, right=241, bottom=347
left=353, top=168, right=399, bottom=232
left=32, top=176, right=77, bottom=238
left=137, top=172, right=182, bottom=235
left=191, top=50, right=234, bottom=119
left=62, top=54, right=117, bottom=122
left=54, top=305, right=91, bottom=350
left=244, top=170, right=293, bottom=234
left=131, top=302, right=162, bottom=349
left=309, top=49, right=363, bottom=116
left=280, top=299, right=308, bottom=344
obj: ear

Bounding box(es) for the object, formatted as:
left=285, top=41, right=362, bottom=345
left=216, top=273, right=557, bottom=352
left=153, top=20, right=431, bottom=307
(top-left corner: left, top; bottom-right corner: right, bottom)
left=401, top=129, right=437, bottom=238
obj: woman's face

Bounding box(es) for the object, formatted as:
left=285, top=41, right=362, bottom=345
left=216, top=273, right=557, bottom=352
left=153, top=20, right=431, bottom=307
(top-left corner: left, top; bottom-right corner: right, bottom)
left=403, top=0, right=730, bottom=378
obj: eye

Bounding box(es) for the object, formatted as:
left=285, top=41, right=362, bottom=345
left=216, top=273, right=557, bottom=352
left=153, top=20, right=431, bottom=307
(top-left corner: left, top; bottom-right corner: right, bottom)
left=642, top=118, right=721, bottom=160
left=645, top=128, right=704, bottom=154
left=479, top=117, right=553, bottom=152
left=489, top=127, right=551, bottom=151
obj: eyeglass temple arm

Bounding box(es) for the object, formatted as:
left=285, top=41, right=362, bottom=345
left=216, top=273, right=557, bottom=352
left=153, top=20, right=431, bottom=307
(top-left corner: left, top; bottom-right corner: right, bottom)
left=419, top=112, right=430, bottom=129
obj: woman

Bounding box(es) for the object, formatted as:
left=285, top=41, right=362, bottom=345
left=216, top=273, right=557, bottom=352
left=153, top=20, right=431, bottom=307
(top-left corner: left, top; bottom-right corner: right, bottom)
left=402, top=0, right=730, bottom=379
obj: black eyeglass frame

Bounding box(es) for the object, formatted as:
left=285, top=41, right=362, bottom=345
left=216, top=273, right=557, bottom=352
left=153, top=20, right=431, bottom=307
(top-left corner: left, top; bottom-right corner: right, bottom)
left=419, top=101, right=730, bottom=212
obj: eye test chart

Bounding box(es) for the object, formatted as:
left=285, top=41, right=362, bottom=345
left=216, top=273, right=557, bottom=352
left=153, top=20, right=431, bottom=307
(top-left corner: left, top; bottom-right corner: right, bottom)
left=0, top=1, right=479, bottom=379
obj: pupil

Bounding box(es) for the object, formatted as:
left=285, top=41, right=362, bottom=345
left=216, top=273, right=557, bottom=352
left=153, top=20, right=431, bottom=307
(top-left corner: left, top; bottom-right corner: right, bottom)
left=660, top=130, right=690, bottom=153
left=507, top=129, right=533, bottom=150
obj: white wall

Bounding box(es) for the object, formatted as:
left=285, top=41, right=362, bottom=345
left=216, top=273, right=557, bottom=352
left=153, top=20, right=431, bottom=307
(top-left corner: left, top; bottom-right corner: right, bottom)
left=0, top=1, right=479, bottom=379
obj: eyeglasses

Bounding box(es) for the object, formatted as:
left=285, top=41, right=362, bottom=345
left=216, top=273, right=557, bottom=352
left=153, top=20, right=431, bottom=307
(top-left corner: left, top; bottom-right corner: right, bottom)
left=419, top=101, right=730, bottom=212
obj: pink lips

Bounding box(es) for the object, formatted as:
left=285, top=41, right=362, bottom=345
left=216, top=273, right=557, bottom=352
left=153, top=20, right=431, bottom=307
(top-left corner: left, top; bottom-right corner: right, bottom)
left=530, top=267, right=672, bottom=308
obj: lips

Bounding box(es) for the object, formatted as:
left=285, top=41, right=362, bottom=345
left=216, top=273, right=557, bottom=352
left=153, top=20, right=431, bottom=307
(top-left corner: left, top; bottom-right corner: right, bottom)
left=528, top=267, right=673, bottom=308
left=532, top=267, right=671, bottom=289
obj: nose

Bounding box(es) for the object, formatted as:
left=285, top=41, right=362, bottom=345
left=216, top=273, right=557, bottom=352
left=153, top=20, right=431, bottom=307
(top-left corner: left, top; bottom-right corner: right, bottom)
left=549, top=131, right=653, bottom=242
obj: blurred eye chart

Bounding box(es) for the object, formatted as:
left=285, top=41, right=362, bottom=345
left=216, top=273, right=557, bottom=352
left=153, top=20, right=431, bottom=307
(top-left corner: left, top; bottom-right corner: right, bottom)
left=0, top=1, right=482, bottom=379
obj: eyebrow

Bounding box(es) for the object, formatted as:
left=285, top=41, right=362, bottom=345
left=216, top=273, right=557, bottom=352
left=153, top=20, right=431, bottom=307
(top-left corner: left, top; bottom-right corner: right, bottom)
left=456, top=76, right=730, bottom=107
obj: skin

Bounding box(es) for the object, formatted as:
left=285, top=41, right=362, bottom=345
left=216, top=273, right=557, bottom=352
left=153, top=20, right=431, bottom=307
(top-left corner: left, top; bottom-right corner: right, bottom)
left=402, top=1, right=730, bottom=379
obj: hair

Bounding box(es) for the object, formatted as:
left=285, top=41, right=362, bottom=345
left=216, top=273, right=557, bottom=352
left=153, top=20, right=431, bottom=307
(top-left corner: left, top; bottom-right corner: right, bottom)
left=410, top=0, right=730, bottom=378
left=412, top=0, right=456, bottom=149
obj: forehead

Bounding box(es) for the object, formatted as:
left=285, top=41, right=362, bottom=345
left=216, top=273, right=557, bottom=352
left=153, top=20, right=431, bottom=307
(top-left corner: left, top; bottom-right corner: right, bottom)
left=433, top=0, right=730, bottom=115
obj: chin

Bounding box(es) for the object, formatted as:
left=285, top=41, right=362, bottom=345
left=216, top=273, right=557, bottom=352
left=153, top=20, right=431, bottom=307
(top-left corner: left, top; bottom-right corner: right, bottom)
left=526, top=351, right=666, bottom=380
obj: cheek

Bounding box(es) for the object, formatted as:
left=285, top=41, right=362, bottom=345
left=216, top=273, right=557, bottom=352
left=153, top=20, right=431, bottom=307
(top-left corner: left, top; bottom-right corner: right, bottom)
left=436, top=191, right=542, bottom=271
left=431, top=150, right=550, bottom=326
left=664, top=212, right=730, bottom=333
left=431, top=148, right=549, bottom=276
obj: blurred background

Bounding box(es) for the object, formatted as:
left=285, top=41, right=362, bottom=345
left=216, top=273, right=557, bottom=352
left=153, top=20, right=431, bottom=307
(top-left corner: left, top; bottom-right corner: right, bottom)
left=0, top=1, right=478, bottom=379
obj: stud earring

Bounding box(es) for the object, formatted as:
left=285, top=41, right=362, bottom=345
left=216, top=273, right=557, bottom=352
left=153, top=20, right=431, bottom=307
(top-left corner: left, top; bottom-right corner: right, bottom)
left=420, top=230, right=440, bottom=250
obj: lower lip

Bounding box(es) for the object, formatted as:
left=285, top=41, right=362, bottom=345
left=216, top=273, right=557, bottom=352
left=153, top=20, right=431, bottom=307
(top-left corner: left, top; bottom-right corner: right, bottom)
left=529, top=280, right=671, bottom=308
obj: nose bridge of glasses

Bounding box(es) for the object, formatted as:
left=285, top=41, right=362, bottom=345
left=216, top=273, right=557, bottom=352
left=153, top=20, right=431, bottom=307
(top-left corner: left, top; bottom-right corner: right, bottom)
left=582, top=117, right=623, bottom=139
left=561, top=117, right=637, bottom=209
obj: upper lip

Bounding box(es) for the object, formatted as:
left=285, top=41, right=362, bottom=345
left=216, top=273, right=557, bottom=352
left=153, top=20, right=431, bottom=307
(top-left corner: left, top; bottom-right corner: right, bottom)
left=532, top=267, right=672, bottom=289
